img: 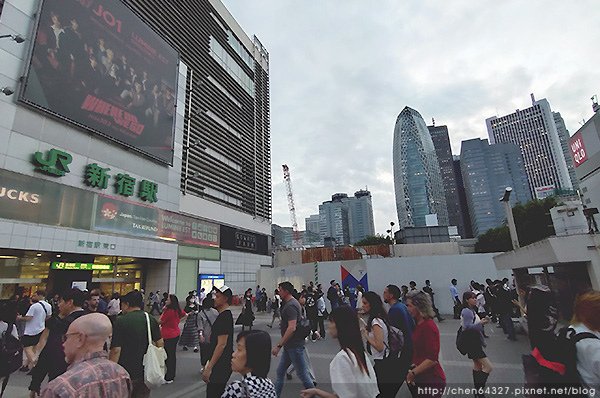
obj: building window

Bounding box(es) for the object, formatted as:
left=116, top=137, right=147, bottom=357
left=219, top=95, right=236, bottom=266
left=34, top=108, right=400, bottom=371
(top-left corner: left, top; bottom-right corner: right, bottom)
left=209, top=36, right=254, bottom=96
left=204, top=186, right=242, bottom=207
left=207, top=75, right=242, bottom=108
left=227, top=31, right=254, bottom=68
left=205, top=110, right=242, bottom=139
left=205, top=147, right=242, bottom=171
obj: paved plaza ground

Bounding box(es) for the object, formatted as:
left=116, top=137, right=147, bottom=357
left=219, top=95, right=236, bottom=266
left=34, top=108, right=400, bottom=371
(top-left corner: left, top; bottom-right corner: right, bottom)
left=6, top=309, right=531, bottom=398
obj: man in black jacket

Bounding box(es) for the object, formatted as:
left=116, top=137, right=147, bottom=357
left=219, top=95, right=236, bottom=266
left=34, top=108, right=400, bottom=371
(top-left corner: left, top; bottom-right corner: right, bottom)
left=326, top=280, right=339, bottom=311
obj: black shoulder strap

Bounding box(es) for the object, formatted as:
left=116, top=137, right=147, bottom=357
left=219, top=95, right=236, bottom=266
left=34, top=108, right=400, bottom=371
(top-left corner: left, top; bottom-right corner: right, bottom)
left=1, top=374, right=10, bottom=397
left=38, top=302, right=48, bottom=316
left=201, top=309, right=213, bottom=327
left=573, top=332, right=600, bottom=343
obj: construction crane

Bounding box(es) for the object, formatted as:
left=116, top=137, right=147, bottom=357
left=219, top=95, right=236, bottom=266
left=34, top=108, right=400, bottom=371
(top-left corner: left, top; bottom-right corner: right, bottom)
left=282, top=164, right=302, bottom=249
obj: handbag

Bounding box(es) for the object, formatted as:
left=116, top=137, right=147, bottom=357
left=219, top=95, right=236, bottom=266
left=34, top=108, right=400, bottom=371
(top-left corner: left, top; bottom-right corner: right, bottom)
left=142, top=312, right=167, bottom=389
left=456, top=309, right=478, bottom=355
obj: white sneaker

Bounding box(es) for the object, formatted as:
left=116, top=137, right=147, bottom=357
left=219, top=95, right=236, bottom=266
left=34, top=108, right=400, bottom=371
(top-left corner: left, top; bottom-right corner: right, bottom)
left=164, top=380, right=174, bottom=384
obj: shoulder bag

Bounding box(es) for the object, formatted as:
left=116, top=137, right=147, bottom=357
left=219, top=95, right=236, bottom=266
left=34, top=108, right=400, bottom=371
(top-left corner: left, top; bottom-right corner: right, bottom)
left=142, top=312, right=167, bottom=389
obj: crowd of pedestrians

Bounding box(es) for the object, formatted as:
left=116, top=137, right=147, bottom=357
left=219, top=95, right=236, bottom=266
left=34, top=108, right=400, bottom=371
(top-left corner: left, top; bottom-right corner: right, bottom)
left=0, top=278, right=598, bottom=398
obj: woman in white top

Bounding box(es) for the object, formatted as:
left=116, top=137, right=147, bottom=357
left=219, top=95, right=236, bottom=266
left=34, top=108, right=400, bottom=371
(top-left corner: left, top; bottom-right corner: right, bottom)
left=359, top=291, right=394, bottom=397
left=570, top=291, right=600, bottom=395
left=301, top=306, right=379, bottom=398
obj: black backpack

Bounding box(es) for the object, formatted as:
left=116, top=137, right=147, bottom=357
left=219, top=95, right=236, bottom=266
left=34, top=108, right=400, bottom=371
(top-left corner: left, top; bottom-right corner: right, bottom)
left=0, top=322, right=23, bottom=397
left=271, top=297, right=279, bottom=310
left=0, top=323, right=22, bottom=377
left=523, top=326, right=598, bottom=397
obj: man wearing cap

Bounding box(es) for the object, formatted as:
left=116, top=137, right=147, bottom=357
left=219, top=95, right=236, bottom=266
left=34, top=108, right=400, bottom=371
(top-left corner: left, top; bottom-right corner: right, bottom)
left=202, top=285, right=234, bottom=398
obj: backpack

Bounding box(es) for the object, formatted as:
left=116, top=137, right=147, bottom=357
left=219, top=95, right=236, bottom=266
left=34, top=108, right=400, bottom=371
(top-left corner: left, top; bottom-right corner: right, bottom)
left=522, top=326, right=598, bottom=397
left=290, top=303, right=311, bottom=340
left=0, top=323, right=23, bottom=377
left=385, top=323, right=405, bottom=359
left=271, top=297, right=279, bottom=310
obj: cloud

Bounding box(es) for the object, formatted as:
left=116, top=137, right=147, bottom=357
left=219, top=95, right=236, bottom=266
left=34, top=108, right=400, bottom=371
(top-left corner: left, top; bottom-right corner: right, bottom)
left=222, top=0, right=600, bottom=233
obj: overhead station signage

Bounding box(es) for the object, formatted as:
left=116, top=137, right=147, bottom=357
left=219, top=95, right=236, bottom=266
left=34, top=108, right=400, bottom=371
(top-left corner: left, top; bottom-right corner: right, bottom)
left=21, top=0, right=179, bottom=164
left=52, top=262, right=114, bottom=271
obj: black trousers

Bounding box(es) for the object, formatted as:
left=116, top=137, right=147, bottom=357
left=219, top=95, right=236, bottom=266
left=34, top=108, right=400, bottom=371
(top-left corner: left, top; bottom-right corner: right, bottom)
left=200, top=343, right=212, bottom=366
left=207, top=366, right=232, bottom=398
left=374, top=358, right=404, bottom=398
left=164, top=336, right=179, bottom=381
left=29, top=348, right=67, bottom=393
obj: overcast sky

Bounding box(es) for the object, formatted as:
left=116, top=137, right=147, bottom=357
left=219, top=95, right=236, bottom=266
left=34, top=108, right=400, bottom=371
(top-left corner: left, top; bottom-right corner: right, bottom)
left=222, top=0, right=599, bottom=234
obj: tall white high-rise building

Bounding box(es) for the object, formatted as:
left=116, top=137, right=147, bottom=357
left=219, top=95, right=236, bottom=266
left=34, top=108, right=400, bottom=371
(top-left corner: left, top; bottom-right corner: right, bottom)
left=486, top=95, right=573, bottom=199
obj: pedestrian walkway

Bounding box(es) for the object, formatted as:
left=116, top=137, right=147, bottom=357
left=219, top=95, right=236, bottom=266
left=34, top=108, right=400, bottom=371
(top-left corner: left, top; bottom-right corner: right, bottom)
left=5, top=309, right=531, bottom=398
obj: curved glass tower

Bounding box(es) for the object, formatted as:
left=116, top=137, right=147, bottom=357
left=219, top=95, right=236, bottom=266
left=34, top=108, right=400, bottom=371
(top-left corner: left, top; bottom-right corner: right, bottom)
left=393, top=106, right=448, bottom=228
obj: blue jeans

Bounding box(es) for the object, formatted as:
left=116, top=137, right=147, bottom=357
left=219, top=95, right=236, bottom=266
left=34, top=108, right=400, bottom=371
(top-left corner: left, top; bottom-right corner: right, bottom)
left=275, top=346, right=315, bottom=396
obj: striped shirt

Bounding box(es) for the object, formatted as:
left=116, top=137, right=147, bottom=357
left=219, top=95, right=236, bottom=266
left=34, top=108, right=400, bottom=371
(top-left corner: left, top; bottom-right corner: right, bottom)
left=41, top=351, right=131, bottom=398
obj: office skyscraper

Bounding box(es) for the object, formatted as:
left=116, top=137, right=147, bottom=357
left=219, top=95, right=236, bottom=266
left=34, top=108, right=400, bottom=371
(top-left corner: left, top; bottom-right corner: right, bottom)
left=553, top=112, right=579, bottom=190
left=318, top=190, right=375, bottom=245
left=319, top=194, right=351, bottom=245
left=305, top=214, right=320, bottom=235
left=460, top=139, right=532, bottom=236
left=347, top=189, right=376, bottom=244
left=393, top=107, right=448, bottom=228
left=453, top=156, right=473, bottom=238
left=486, top=96, right=572, bottom=199
left=428, top=123, right=465, bottom=237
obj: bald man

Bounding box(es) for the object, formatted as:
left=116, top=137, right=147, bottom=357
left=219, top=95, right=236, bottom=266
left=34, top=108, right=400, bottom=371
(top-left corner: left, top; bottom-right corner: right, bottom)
left=40, top=313, right=131, bottom=398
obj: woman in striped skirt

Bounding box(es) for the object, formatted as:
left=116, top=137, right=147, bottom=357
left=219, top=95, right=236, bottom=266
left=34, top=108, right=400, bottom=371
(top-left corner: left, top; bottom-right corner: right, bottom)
left=179, top=291, right=200, bottom=352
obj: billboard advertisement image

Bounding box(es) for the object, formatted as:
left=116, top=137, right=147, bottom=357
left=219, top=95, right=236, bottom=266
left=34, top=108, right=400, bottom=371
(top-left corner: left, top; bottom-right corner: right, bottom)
left=21, top=0, right=178, bottom=164
left=93, top=194, right=220, bottom=247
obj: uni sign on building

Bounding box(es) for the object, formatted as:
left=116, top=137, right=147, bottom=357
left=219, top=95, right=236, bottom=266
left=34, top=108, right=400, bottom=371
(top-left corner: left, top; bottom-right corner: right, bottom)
left=0, top=0, right=271, bottom=298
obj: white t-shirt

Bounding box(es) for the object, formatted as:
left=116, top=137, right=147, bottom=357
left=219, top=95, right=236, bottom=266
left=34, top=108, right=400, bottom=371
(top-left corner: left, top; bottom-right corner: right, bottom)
left=368, top=318, right=389, bottom=360
left=356, top=291, right=363, bottom=309
left=0, top=322, right=18, bottom=339
left=330, top=349, right=379, bottom=398
left=571, top=323, right=600, bottom=393
left=24, top=300, right=52, bottom=336
left=107, top=298, right=121, bottom=316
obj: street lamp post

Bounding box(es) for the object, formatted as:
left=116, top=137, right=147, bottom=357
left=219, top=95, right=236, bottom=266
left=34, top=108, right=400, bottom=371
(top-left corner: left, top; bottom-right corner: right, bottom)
left=499, top=187, right=520, bottom=250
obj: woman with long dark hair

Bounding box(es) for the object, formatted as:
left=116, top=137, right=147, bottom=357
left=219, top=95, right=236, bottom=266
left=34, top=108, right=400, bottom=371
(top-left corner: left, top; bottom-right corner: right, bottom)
left=301, top=306, right=379, bottom=398
left=236, top=289, right=254, bottom=331
left=159, top=294, right=186, bottom=383
left=361, top=291, right=398, bottom=397
left=460, top=291, right=493, bottom=398
left=405, top=291, right=446, bottom=398
left=179, top=291, right=200, bottom=352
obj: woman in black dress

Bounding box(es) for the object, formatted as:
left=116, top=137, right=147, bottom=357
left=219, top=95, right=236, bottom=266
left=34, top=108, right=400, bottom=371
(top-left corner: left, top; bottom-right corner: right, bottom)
left=236, top=289, right=254, bottom=331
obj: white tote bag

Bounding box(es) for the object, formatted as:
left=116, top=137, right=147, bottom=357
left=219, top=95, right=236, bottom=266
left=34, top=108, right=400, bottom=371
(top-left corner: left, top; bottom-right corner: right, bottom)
left=142, top=312, right=167, bottom=389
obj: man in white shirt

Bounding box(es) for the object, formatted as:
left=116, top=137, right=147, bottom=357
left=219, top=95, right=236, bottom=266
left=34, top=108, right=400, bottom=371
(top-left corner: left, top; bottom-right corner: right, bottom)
left=17, top=290, right=52, bottom=368
left=198, top=288, right=206, bottom=306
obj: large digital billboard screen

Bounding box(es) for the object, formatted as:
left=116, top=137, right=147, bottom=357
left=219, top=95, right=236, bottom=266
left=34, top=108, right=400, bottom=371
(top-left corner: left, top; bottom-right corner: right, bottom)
left=20, top=0, right=178, bottom=164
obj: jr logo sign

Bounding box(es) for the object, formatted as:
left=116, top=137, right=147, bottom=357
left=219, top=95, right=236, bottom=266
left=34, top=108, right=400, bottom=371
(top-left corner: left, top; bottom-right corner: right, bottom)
left=32, top=149, right=73, bottom=177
